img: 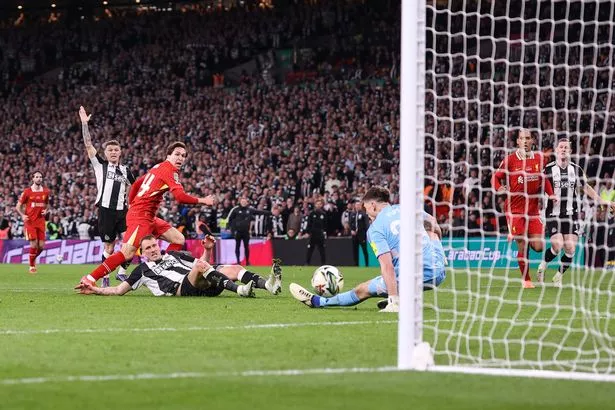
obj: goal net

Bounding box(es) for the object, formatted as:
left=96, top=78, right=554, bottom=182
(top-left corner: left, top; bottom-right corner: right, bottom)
left=404, top=0, right=615, bottom=379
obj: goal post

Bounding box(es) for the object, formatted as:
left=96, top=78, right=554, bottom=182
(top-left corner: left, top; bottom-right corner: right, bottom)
left=399, top=0, right=615, bottom=382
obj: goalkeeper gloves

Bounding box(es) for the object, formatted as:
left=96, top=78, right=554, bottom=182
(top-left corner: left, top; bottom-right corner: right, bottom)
left=379, top=295, right=399, bottom=313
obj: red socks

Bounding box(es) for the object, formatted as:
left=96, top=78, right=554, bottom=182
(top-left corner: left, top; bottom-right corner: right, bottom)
left=90, top=252, right=127, bottom=281
left=29, top=247, right=37, bottom=267
left=166, top=243, right=183, bottom=252
left=517, top=249, right=531, bottom=281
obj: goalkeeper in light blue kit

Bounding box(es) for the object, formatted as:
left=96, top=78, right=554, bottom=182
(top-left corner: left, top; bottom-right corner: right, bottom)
left=289, top=186, right=446, bottom=312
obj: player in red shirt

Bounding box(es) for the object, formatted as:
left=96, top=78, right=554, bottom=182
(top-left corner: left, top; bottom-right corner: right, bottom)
left=15, top=171, right=51, bottom=274
left=77, top=141, right=216, bottom=287
left=491, top=129, right=556, bottom=289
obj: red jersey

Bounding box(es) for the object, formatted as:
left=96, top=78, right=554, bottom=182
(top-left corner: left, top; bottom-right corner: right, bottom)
left=492, top=151, right=553, bottom=215
left=18, top=187, right=50, bottom=224
left=128, top=160, right=199, bottom=219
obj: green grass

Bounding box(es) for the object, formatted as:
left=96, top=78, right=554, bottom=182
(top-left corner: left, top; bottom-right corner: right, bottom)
left=0, top=263, right=613, bottom=409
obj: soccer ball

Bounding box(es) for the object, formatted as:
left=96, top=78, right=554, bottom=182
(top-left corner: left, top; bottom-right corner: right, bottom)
left=311, top=265, right=344, bottom=297
left=55, top=254, right=64, bottom=264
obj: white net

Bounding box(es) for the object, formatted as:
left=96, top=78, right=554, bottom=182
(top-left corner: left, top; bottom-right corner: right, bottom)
left=422, top=0, right=615, bottom=375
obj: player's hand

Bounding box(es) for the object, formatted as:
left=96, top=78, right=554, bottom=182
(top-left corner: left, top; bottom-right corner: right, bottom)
left=497, top=185, right=507, bottom=193
left=22, top=215, right=29, bottom=222
left=75, top=281, right=96, bottom=295
left=194, top=258, right=210, bottom=273
left=79, top=106, right=91, bottom=124
left=200, top=195, right=217, bottom=206
left=201, top=235, right=215, bottom=250
left=41, top=209, right=48, bottom=216
left=549, top=195, right=559, bottom=205
left=379, top=295, right=399, bottom=313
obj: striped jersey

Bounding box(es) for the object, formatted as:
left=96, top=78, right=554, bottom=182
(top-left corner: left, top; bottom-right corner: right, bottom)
left=544, top=161, right=586, bottom=218
left=90, top=154, right=135, bottom=211
left=125, top=251, right=195, bottom=296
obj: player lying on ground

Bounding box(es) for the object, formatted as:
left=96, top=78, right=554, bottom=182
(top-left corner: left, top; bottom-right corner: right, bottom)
left=199, top=234, right=282, bottom=295
left=75, top=234, right=281, bottom=297
left=77, top=141, right=217, bottom=289
left=538, top=137, right=615, bottom=287
left=491, top=129, right=557, bottom=289
left=289, top=186, right=446, bottom=313
left=15, top=171, right=50, bottom=274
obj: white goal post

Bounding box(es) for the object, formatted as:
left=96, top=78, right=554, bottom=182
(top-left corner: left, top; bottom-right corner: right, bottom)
left=399, top=0, right=615, bottom=382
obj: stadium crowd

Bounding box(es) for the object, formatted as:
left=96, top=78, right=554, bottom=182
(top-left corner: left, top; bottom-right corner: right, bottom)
left=1, top=0, right=614, bottom=247
left=0, top=0, right=400, bottom=240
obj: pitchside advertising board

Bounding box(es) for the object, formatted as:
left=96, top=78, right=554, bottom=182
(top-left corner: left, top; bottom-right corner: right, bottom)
left=0, top=236, right=588, bottom=267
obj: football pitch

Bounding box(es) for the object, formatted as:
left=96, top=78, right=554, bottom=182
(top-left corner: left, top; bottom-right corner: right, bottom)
left=0, top=264, right=613, bottom=409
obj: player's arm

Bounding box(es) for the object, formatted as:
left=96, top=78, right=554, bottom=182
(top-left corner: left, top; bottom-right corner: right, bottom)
left=167, top=181, right=216, bottom=206
left=200, top=235, right=215, bottom=262
left=79, top=106, right=97, bottom=159
left=77, top=281, right=132, bottom=296
left=583, top=184, right=615, bottom=213
left=369, top=228, right=397, bottom=299
left=15, top=193, right=28, bottom=221
left=491, top=160, right=507, bottom=193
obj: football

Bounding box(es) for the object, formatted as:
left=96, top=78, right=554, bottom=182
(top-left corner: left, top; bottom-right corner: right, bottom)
left=311, top=265, right=344, bottom=297
left=55, top=254, right=64, bottom=264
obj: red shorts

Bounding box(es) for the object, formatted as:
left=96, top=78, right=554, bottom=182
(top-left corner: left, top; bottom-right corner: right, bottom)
left=124, top=217, right=172, bottom=248
left=24, top=222, right=46, bottom=241
left=506, top=214, right=544, bottom=237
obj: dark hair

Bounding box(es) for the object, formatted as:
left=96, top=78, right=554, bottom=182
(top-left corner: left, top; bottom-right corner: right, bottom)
left=166, top=141, right=187, bottom=156
left=31, top=170, right=43, bottom=178
left=362, top=186, right=391, bottom=203
left=140, top=234, right=157, bottom=246
left=102, top=140, right=121, bottom=149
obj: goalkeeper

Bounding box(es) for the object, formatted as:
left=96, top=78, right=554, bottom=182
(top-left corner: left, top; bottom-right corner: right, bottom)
left=289, top=186, right=446, bottom=313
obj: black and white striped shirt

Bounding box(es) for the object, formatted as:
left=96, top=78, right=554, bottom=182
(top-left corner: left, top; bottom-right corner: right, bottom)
left=90, top=154, right=135, bottom=211
left=125, top=251, right=194, bottom=296
left=545, top=161, right=586, bottom=219
left=253, top=214, right=270, bottom=237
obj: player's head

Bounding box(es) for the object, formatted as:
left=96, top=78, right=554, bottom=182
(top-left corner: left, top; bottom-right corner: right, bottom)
left=555, top=137, right=572, bottom=162
left=166, top=141, right=188, bottom=169
left=102, top=140, right=121, bottom=164
left=515, top=129, right=533, bottom=152
left=140, top=235, right=162, bottom=262
left=31, top=171, right=43, bottom=187
left=362, top=186, right=391, bottom=220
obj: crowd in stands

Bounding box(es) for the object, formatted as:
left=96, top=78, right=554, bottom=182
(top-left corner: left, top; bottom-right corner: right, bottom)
left=0, top=0, right=401, bottom=240
left=1, top=0, right=614, bottom=243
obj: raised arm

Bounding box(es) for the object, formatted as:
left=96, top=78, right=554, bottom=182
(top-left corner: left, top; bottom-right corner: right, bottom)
left=79, top=106, right=97, bottom=159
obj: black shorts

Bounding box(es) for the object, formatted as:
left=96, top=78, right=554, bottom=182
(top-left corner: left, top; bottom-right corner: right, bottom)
left=179, top=274, right=224, bottom=297
left=98, top=207, right=127, bottom=243
left=546, top=217, right=581, bottom=236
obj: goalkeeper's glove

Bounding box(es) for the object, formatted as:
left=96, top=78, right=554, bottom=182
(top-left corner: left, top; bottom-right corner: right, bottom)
left=379, top=295, right=399, bottom=313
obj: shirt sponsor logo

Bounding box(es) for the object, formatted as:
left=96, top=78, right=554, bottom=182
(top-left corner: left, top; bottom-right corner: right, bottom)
left=554, top=181, right=575, bottom=188
left=106, top=171, right=128, bottom=184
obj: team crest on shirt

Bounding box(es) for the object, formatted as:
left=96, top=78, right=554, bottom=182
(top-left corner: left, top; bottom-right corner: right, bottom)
left=173, top=173, right=180, bottom=184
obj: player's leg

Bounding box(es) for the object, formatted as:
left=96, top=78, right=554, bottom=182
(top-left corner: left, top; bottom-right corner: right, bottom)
left=234, top=233, right=242, bottom=264
left=510, top=215, right=533, bottom=286
left=553, top=231, right=578, bottom=288
left=538, top=230, right=563, bottom=284
left=290, top=278, right=372, bottom=308
left=242, top=232, right=250, bottom=265
left=157, top=219, right=185, bottom=252
left=306, top=236, right=315, bottom=264
left=220, top=259, right=282, bottom=294
left=179, top=261, right=254, bottom=298
left=81, top=221, right=143, bottom=284
left=318, top=235, right=326, bottom=264
left=424, top=232, right=447, bottom=289
left=115, top=210, right=131, bottom=281
left=27, top=234, right=38, bottom=273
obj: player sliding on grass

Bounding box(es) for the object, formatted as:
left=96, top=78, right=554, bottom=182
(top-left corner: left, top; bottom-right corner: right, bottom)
left=75, top=234, right=282, bottom=297
left=491, top=129, right=557, bottom=289
left=289, top=186, right=446, bottom=312
left=77, top=141, right=217, bottom=289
